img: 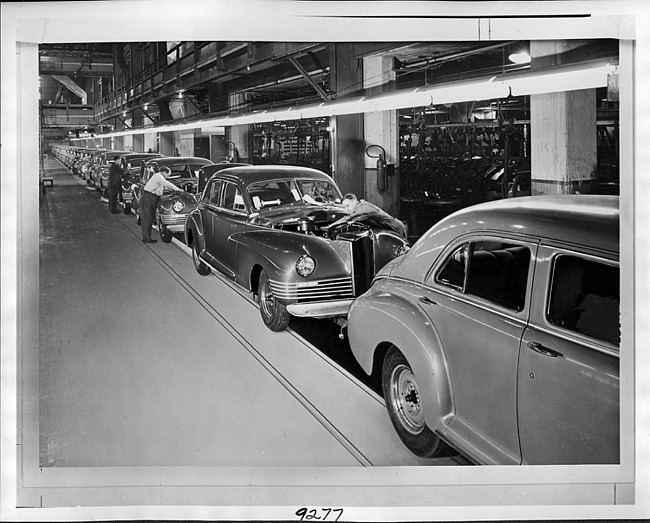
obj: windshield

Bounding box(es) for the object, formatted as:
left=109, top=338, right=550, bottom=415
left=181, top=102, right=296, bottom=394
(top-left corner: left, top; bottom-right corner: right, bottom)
left=247, top=178, right=342, bottom=210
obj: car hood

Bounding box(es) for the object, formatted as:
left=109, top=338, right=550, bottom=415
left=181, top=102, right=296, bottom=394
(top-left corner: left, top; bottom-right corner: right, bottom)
left=250, top=203, right=346, bottom=227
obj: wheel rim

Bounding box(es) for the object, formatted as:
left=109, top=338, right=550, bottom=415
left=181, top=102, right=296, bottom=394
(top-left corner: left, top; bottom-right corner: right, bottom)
left=259, top=278, right=275, bottom=318
left=389, top=363, right=425, bottom=435
left=192, top=243, right=201, bottom=269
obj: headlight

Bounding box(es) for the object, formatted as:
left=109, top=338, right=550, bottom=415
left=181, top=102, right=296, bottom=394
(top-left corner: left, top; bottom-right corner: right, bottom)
left=172, top=201, right=184, bottom=213
left=396, top=244, right=411, bottom=257
left=295, top=255, right=315, bottom=277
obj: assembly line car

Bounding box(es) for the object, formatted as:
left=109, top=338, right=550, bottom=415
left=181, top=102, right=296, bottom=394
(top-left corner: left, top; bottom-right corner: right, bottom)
left=92, top=150, right=128, bottom=196
left=118, top=152, right=163, bottom=214
left=346, top=195, right=620, bottom=465
left=185, top=165, right=410, bottom=332
left=132, top=156, right=213, bottom=242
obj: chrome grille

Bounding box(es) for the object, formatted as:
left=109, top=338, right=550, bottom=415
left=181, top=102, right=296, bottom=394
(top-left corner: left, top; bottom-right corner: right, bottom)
left=159, top=213, right=189, bottom=225
left=269, top=277, right=354, bottom=301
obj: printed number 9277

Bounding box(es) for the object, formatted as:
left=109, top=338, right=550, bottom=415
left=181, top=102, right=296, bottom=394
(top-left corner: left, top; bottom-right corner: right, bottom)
left=295, top=507, right=343, bottom=521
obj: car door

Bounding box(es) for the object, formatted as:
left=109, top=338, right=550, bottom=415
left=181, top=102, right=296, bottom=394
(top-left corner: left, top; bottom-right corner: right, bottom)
left=517, top=245, right=620, bottom=464
left=199, top=178, right=223, bottom=255
left=418, top=236, right=536, bottom=464
left=209, top=181, right=247, bottom=280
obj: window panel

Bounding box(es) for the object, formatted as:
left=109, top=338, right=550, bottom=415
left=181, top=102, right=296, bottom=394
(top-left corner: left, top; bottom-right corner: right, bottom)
left=548, top=255, right=620, bottom=345
left=434, top=240, right=530, bottom=311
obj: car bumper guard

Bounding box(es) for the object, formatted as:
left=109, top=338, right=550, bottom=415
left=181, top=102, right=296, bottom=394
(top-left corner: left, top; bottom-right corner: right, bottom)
left=286, top=298, right=354, bottom=318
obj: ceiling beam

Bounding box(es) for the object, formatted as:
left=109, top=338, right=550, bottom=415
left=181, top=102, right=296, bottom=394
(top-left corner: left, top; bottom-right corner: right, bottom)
left=40, top=56, right=113, bottom=77
left=287, top=57, right=331, bottom=102
left=52, top=75, right=87, bottom=104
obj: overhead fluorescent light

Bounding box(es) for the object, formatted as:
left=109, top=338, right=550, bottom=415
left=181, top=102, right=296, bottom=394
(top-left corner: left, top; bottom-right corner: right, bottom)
left=509, top=51, right=531, bottom=64
left=71, top=59, right=616, bottom=142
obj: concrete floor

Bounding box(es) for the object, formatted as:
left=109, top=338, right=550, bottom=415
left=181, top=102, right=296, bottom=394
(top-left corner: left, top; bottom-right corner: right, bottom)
left=36, top=157, right=461, bottom=469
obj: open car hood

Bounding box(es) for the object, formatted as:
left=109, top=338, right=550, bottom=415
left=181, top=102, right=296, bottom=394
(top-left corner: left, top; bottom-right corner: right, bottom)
left=250, top=203, right=346, bottom=227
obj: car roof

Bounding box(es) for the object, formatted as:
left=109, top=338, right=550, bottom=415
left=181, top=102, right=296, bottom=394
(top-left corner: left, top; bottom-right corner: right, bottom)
left=200, top=162, right=250, bottom=175
left=418, top=195, right=619, bottom=254
left=207, top=164, right=335, bottom=186
left=120, top=152, right=163, bottom=160
left=103, top=151, right=128, bottom=157
left=145, top=156, right=213, bottom=166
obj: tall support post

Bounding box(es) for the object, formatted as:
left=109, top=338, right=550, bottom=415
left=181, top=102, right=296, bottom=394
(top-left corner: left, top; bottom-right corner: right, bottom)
left=133, top=134, right=144, bottom=152
left=530, top=40, right=598, bottom=195
left=228, top=92, right=253, bottom=163
left=363, top=55, right=399, bottom=216
left=159, top=131, right=174, bottom=156
left=144, top=132, right=157, bottom=153
left=329, top=44, right=364, bottom=197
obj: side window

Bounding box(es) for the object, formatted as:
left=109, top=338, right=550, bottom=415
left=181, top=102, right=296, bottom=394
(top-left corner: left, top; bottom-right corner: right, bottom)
left=547, top=255, right=620, bottom=345
left=436, top=243, right=469, bottom=290
left=435, top=240, right=531, bottom=311
left=221, top=182, right=243, bottom=212
left=205, top=179, right=222, bottom=204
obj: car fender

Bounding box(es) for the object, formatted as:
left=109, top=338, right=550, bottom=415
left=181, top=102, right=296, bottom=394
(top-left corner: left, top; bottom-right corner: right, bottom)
left=347, top=285, right=454, bottom=432
left=158, top=192, right=197, bottom=213
left=184, top=208, right=206, bottom=250
left=236, top=229, right=352, bottom=289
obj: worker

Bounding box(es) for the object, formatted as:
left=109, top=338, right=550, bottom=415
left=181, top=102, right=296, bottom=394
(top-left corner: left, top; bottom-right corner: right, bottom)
left=140, top=167, right=183, bottom=243
left=326, top=193, right=407, bottom=238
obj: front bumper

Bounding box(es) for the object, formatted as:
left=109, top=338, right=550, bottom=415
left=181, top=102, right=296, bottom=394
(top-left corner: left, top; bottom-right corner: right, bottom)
left=286, top=299, right=354, bottom=318
left=158, top=212, right=190, bottom=233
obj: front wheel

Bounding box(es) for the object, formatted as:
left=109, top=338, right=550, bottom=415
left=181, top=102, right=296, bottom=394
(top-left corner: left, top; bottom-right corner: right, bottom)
left=192, top=239, right=211, bottom=276
left=258, top=270, right=290, bottom=332
left=160, top=223, right=172, bottom=243
left=382, top=346, right=442, bottom=458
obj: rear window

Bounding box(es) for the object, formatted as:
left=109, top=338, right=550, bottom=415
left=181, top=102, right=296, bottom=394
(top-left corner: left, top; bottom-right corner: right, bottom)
left=547, top=255, right=620, bottom=346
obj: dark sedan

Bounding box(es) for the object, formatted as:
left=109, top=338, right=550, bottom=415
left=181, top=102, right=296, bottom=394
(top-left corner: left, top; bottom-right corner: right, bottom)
left=185, top=165, right=409, bottom=332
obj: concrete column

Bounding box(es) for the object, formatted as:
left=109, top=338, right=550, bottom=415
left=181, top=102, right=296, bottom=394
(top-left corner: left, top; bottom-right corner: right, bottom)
left=159, top=131, right=174, bottom=156
left=363, top=55, right=399, bottom=216
left=329, top=44, right=364, bottom=196
left=144, top=133, right=157, bottom=153
left=211, top=135, right=228, bottom=162
left=228, top=92, right=253, bottom=163
left=228, top=126, right=253, bottom=163
left=133, top=134, right=144, bottom=152
left=177, top=130, right=195, bottom=157
left=530, top=40, right=598, bottom=195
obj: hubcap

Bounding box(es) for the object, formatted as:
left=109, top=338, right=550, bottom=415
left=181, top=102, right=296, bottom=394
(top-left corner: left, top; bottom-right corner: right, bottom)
left=390, top=364, right=425, bottom=434
left=193, top=245, right=201, bottom=267
left=261, top=280, right=274, bottom=316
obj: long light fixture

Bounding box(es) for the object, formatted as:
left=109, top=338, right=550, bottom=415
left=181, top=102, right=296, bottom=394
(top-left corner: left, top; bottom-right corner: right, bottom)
left=73, top=59, right=616, bottom=142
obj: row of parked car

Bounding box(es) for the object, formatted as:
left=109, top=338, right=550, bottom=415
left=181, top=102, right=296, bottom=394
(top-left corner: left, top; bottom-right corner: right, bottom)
left=51, top=144, right=621, bottom=466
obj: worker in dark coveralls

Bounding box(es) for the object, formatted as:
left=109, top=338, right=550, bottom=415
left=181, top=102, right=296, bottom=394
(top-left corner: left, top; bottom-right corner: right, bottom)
left=140, top=166, right=183, bottom=243
left=327, top=193, right=407, bottom=238
left=107, top=160, right=124, bottom=214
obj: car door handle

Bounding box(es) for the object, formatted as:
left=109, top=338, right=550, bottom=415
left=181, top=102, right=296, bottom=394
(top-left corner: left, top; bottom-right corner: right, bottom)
left=419, top=296, right=437, bottom=306
left=527, top=341, right=563, bottom=358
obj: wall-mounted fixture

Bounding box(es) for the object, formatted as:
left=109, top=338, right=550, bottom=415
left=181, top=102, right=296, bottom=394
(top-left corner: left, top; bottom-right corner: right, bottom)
left=366, top=144, right=394, bottom=192
left=227, top=140, right=239, bottom=163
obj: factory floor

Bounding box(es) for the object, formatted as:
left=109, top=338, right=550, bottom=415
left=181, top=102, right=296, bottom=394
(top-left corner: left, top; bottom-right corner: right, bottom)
left=34, top=156, right=461, bottom=470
